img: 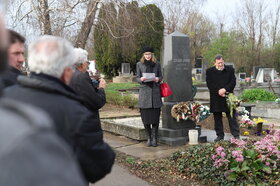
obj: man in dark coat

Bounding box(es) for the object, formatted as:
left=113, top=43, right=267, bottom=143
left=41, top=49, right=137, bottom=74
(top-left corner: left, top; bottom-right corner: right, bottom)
left=0, top=29, right=25, bottom=87
left=69, top=48, right=106, bottom=120
left=0, top=16, right=86, bottom=186
left=206, top=54, right=240, bottom=142
left=3, top=35, right=115, bottom=183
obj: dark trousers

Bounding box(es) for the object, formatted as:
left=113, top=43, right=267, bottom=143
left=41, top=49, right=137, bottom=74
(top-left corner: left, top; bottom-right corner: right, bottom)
left=213, top=111, right=240, bottom=137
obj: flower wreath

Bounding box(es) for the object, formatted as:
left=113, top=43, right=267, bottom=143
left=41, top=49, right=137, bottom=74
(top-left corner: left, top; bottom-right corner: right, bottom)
left=171, top=101, right=210, bottom=123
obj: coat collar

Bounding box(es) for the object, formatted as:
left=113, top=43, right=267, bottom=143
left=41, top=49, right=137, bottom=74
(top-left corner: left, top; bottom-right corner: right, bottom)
left=17, top=73, right=82, bottom=102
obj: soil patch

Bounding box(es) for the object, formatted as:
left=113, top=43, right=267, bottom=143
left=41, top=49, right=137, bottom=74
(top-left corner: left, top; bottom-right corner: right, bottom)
left=100, top=104, right=140, bottom=119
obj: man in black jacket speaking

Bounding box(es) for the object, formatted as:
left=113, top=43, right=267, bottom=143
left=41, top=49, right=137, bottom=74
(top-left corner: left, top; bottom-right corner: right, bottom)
left=206, top=54, right=240, bottom=142
left=3, top=35, right=115, bottom=183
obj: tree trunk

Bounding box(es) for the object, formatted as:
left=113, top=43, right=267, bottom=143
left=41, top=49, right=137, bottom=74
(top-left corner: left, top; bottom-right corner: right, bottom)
left=74, top=0, right=99, bottom=48
left=39, top=0, right=52, bottom=35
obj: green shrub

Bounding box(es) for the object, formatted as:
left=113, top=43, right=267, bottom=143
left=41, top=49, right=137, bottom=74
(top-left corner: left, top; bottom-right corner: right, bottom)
left=122, top=95, right=138, bottom=109
left=106, top=91, right=138, bottom=108
left=240, top=88, right=277, bottom=102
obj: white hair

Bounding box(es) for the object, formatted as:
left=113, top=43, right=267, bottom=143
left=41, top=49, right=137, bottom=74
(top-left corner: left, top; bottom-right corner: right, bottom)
left=28, top=35, right=75, bottom=78
left=74, top=48, right=88, bottom=65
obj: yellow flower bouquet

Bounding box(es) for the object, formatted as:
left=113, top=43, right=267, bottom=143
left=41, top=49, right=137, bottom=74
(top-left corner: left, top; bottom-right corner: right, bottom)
left=253, top=117, right=267, bottom=124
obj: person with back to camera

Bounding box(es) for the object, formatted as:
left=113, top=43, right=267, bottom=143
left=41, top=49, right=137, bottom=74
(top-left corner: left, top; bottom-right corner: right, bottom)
left=3, top=35, right=115, bottom=183
left=206, top=54, right=240, bottom=142
left=0, top=15, right=86, bottom=186
left=136, top=46, right=162, bottom=147
left=70, top=48, right=106, bottom=120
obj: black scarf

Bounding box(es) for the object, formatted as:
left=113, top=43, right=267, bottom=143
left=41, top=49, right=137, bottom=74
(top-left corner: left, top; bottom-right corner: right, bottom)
left=144, top=60, right=155, bottom=87
left=144, top=60, right=155, bottom=73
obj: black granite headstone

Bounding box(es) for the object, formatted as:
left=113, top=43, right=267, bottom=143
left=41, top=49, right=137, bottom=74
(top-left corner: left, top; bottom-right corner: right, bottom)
left=159, top=31, right=196, bottom=146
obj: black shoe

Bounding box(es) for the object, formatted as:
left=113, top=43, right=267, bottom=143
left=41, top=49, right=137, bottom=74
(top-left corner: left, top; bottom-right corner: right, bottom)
left=214, top=136, right=224, bottom=142
left=234, top=136, right=240, bottom=139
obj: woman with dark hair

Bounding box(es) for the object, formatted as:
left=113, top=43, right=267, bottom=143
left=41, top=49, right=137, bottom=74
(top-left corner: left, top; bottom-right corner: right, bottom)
left=136, top=46, right=162, bottom=147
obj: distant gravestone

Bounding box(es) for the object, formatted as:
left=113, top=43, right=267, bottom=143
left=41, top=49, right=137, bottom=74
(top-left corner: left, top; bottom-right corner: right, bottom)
left=225, top=62, right=235, bottom=69
left=256, top=68, right=277, bottom=83
left=194, top=56, right=203, bottom=68
left=112, top=63, right=134, bottom=83
left=239, top=73, right=246, bottom=80
left=253, top=66, right=262, bottom=79
left=160, top=31, right=195, bottom=146
left=201, top=59, right=208, bottom=82
left=121, top=63, right=130, bottom=75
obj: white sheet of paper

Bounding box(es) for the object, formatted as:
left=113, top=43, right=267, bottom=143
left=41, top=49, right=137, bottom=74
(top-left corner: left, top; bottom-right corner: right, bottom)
left=142, top=73, right=156, bottom=82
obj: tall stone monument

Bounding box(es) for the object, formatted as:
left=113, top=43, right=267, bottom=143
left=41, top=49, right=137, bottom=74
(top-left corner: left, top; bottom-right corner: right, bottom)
left=159, top=31, right=195, bottom=146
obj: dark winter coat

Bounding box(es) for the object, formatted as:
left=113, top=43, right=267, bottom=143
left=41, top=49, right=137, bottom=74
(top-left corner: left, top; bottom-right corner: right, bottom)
left=0, top=98, right=86, bottom=186
left=0, top=67, right=22, bottom=88
left=206, top=65, right=236, bottom=112
left=3, top=73, right=115, bottom=183
left=136, top=61, right=162, bottom=109
left=69, top=70, right=106, bottom=119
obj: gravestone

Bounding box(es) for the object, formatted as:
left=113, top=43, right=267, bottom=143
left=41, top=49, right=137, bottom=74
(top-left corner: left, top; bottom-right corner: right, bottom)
left=201, top=59, right=208, bottom=82
left=256, top=68, right=277, bottom=83
left=194, top=56, right=203, bottom=68
left=225, top=62, right=235, bottom=69
left=113, top=63, right=134, bottom=83
left=238, top=73, right=246, bottom=80
left=159, top=31, right=196, bottom=146
left=121, top=63, right=130, bottom=76
left=253, top=66, right=262, bottom=79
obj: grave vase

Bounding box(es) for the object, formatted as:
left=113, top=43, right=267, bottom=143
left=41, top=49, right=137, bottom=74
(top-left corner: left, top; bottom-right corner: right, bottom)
left=188, top=130, right=198, bottom=145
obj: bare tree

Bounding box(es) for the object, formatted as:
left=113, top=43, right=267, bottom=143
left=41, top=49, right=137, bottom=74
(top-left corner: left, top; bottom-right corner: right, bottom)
left=144, top=0, right=206, bottom=34
left=38, top=0, right=52, bottom=35
left=269, top=3, right=280, bottom=46
left=234, top=0, right=268, bottom=66
left=180, top=11, right=216, bottom=63
left=74, top=0, right=99, bottom=48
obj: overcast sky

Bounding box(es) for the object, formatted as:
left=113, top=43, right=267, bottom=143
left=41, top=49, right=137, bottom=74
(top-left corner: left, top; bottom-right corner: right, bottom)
left=200, top=0, right=241, bottom=20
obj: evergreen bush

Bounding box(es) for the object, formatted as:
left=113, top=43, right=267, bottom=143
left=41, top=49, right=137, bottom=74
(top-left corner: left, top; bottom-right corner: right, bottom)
left=240, top=88, right=277, bottom=102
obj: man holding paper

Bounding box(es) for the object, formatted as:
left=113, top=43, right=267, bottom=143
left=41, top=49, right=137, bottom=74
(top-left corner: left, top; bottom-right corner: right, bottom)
left=136, top=46, right=162, bottom=147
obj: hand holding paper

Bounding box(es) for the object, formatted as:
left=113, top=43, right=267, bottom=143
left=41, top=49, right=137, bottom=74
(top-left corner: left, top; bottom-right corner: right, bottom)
left=142, top=73, right=156, bottom=82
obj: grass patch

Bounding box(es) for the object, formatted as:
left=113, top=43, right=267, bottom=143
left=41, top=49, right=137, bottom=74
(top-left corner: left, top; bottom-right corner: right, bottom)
left=106, top=82, right=139, bottom=93
left=105, top=82, right=139, bottom=108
